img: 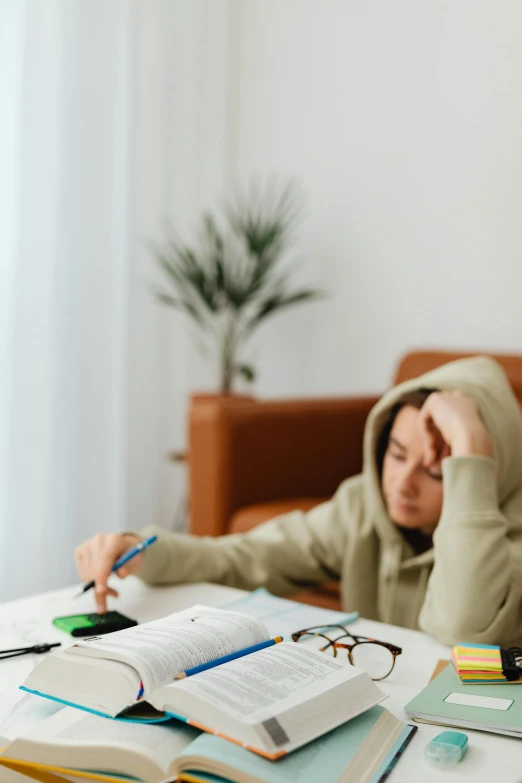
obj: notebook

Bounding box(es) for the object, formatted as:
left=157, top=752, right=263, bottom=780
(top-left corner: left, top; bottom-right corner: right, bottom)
left=405, top=664, right=522, bottom=737
left=21, top=605, right=385, bottom=759
left=0, top=705, right=416, bottom=783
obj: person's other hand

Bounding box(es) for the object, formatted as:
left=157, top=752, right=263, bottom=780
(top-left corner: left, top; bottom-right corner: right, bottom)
left=74, top=533, right=144, bottom=613
left=418, top=391, right=493, bottom=468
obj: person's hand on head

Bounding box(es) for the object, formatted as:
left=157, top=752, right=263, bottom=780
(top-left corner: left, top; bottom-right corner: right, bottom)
left=74, top=533, right=144, bottom=614
left=418, top=391, right=493, bottom=469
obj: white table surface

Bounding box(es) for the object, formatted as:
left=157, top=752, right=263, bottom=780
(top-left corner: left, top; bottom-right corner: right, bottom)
left=1, top=578, right=521, bottom=783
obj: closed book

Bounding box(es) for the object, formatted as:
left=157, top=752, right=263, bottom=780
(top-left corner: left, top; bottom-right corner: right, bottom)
left=405, top=664, right=522, bottom=737
left=0, top=704, right=416, bottom=783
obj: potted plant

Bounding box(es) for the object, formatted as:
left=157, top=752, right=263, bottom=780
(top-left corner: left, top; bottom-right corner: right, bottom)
left=152, top=181, right=324, bottom=395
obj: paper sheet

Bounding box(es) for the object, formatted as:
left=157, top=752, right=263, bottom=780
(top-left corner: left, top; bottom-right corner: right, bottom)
left=219, top=588, right=358, bottom=640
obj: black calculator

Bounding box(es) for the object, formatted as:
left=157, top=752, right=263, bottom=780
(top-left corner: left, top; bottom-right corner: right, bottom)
left=52, top=611, right=138, bottom=637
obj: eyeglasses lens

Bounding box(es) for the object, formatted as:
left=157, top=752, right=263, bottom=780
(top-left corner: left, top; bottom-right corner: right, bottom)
left=350, top=642, right=394, bottom=680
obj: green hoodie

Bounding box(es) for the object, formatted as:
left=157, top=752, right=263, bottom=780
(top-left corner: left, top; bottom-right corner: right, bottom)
left=137, top=357, right=522, bottom=647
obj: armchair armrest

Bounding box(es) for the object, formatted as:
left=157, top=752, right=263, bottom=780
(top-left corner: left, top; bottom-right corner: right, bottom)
left=188, top=394, right=379, bottom=537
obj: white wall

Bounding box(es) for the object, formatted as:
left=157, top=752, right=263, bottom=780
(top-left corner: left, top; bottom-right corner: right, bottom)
left=231, top=0, right=522, bottom=396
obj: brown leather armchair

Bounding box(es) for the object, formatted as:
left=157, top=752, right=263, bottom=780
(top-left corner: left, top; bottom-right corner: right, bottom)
left=187, top=350, right=522, bottom=609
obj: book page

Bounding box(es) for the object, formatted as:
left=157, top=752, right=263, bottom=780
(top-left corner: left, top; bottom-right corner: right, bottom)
left=160, top=642, right=360, bottom=722
left=67, top=605, right=269, bottom=694
left=8, top=707, right=199, bottom=775
left=0, top=689, right=63, bottom=745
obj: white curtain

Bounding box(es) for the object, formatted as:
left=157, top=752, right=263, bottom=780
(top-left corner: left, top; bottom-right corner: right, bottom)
left=0, top=0, right=233, bottom=601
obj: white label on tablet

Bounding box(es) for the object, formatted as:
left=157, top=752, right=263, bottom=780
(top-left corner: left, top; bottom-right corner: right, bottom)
left=444, top=692, right=513, bottom=711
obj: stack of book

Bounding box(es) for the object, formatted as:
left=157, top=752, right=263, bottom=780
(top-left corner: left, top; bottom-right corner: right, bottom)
left=0, top=605, right=417, bottom=783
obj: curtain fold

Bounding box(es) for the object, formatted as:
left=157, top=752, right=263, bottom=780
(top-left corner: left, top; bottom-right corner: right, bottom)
left=0, top=0, right=233, bottom=601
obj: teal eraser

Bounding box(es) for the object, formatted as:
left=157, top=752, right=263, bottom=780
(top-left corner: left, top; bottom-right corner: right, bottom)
left=424, top=731, right=468, bottom=769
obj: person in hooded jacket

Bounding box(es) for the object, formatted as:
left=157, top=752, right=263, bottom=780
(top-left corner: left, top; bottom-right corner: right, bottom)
left=75, top=356, right=522, bottom=647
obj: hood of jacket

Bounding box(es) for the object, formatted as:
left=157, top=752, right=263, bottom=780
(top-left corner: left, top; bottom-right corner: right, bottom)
left=362, top=355, right=522, bottom=548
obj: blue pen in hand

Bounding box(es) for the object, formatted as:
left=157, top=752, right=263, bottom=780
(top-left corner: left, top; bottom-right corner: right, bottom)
left=75, top=535, right=158, bottom=598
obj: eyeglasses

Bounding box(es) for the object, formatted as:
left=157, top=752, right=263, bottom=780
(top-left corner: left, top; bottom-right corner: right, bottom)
left=291, top=624, right=402, bottom=681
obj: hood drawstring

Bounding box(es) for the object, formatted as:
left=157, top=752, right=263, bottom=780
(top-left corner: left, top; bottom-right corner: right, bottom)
left=414, top=565, right=431, bottom=625
left=380, top=542, right=402, bottom=622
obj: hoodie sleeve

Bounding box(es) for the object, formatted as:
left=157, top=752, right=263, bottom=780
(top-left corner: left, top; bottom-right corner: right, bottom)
left=419, top=455, right=522, bottom=647
left=135, top=479, right=357, bottom=596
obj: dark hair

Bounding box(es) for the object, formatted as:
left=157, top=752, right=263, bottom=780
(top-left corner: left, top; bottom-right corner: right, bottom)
left=375, top=388, right=437, bottom=477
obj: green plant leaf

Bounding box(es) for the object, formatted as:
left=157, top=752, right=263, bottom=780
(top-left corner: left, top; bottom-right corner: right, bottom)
left=203, top=213, right=224, bottom=253
left=153, top=287, right=210, bottom=329
left=248, top=288, right=325, bottom=328
left=159, top=243, right=219, bottom=314
left=236, top=363, right=256, bottom=383
left=155, top=292, right=179, bottom=307
left=229, top=179, right=298, bottom=252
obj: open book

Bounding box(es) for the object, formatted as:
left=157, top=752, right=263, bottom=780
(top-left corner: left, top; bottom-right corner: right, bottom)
left=21, top=605, right=385, bottom=758
left=0, top=704, right=417, bottom=783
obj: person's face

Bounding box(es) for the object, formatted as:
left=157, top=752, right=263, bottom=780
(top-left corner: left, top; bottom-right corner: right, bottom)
left=381, top=405, right=443, bottom=536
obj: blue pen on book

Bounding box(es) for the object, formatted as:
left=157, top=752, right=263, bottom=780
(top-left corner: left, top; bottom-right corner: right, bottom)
left=173, top=636, right=284, bottom=680
left=75, top=535, right=158, bottom=598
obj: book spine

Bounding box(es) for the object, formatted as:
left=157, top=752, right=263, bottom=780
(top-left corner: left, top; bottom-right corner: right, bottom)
left=373, top=725, right=418, bottom=783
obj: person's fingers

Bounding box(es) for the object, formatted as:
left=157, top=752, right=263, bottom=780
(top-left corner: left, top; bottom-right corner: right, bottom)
left=95, top=585, right=122, bottom=612
left=95, top=590, right=108, bottom=614
left=75, top=532, right=143, bottom=613
left=426, top=431, right=442, bottom=466
left=425, top=441, right=437, bottom=467
left=440, top=442, right=451, bottom=461
left=115, top=550, right=144, bottom=579
left=91, top=534, right=128, bottom=612
left=82, top=550, right=93, bottom=584
left=75, top=540, right=103, bottom=584
left=418, top=411, right=437, bottom=466
left=418, top=395, right=449, bottom=466
left=79, top=547, right=98, bottom=586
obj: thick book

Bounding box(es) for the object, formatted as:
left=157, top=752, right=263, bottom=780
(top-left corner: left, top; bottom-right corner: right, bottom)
left=405, top=664, right=522, bottom=737
left=21, top=605, right=385, bottom=759
left=0, top=704, right=417, bottom=783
